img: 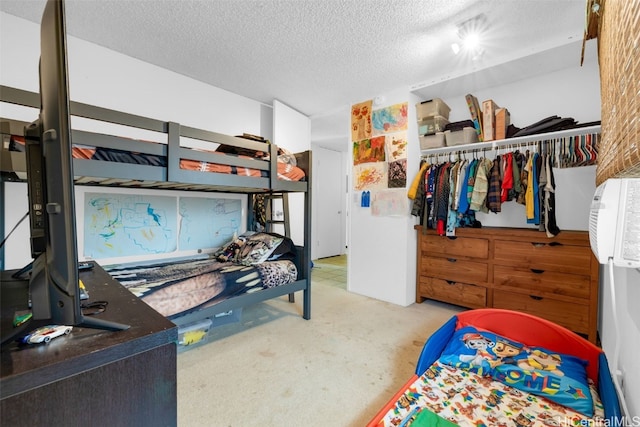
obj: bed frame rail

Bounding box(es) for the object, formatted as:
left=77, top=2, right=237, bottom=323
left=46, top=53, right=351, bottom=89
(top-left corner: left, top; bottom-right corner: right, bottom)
left=1, top=85, right=308, bottom=193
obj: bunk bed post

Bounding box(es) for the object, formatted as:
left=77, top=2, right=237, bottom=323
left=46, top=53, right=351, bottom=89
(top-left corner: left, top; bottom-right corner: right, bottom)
left=247, top=192, right=256, bottom=232
left=166, top=121, right=180, bottom=182
left=0, top=178, right=4, bottom=270
left=301, top=151, right=312, bottom=320
left=268, top=143, right=278, bottom=189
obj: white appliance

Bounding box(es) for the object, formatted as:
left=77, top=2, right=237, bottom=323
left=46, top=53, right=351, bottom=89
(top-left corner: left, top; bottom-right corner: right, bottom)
left=589, top=177, right=640, bottom=268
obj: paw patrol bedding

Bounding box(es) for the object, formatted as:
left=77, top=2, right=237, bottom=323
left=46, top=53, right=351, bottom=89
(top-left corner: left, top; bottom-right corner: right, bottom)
left=375, top=360, right=605, bottom=427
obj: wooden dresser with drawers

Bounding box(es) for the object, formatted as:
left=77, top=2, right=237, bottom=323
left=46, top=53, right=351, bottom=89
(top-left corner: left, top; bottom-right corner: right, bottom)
left=415, top=226, right=600, bottom=343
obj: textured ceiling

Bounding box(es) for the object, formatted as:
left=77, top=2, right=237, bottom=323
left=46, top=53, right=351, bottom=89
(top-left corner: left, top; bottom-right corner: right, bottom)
left=0, top=0, right=589, bottom=148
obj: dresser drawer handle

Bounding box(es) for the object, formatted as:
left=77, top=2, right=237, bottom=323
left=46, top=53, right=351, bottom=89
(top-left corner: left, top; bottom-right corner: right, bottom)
left=529, top=295, right=543, bottom=301
left=445, top=280, right=456, bottom=285
left=548, top=242, right=564, bottom=247
left=530, top=269, right=545, bottom=274
left=447, top=258, right=457, bottom=263
left=531, top=242, right=547, bottom=248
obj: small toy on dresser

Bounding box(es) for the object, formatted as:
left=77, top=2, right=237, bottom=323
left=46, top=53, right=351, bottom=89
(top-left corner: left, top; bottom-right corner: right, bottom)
left=21, top=325, right=73, bottom=344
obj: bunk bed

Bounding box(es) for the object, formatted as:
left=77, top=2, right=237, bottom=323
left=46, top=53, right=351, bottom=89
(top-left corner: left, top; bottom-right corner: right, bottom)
left=0, top=85, right=312, bottom=331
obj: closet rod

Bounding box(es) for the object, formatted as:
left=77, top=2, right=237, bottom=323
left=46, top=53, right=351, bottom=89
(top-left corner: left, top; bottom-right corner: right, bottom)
left=420, top=124, right=601, bottom=156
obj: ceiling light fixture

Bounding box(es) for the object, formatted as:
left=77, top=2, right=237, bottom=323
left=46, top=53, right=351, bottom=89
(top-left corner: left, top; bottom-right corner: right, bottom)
left=451, top=14, right=488, bottom=60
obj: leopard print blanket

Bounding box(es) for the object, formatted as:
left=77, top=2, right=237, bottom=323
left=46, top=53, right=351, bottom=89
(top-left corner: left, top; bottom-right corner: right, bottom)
left=107, top=258, right=297, bottom=319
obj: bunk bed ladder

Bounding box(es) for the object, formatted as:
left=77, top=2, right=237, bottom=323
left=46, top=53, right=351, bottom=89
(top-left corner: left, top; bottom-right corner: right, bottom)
left=262, top=192, right=296, bottom=303
left=263, top=192, right=290, bottom=237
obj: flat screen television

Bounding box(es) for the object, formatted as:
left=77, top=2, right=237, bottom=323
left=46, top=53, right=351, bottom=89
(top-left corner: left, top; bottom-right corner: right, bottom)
left=6, top=0, right=128, bottom=339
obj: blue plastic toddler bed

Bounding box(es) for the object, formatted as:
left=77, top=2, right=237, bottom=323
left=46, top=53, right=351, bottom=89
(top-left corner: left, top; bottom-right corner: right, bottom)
left=367, top=309, right=622, bottom=427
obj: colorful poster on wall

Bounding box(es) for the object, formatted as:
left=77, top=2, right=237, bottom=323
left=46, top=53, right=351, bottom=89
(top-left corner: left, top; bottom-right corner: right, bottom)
left=372, top=102, right=408, bottom=135
left=388, top=159, right=407, bottom=188
left=371, top=189, right=408, bottom=217
left=386, top=131, right=407, bottom=161
left=353, top=162, right=387, bottom=190
left=353, top=136, right=386, bottom=165
left=351, top=100, right=372, bottom=142
left=84, top=193, right=177, bottom=259
left=178, top=197, right=242, bottom=250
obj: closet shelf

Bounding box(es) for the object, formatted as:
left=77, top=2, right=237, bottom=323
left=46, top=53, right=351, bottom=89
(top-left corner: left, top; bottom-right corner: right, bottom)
left=420, top=124, right=601, bottom=156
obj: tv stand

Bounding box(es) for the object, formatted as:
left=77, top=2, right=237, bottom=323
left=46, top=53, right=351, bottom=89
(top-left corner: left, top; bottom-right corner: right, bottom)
left=1, top=264, right=177, bottom=426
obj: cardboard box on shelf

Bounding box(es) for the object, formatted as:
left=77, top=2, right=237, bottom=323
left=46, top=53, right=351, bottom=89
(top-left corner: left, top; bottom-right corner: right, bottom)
left=495, top=108, right=511, bottom=140
left=482, top=99, right=499, bottom=141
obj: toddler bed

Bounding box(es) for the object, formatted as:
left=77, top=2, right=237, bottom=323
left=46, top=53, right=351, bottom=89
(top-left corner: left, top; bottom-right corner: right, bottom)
left=367, top=309, right=622, bottom=427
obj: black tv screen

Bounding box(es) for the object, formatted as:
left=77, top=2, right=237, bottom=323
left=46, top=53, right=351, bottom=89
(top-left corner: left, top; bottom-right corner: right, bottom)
left=26, top=0, right=81, bottom=325
left=23, top=0, right=128, bottom=333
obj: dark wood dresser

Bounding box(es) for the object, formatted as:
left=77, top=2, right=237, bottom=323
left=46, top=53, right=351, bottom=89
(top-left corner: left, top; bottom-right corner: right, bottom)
left=1, top=264, right=177, bottom=426
left=416, top=226, right=600, bottom=343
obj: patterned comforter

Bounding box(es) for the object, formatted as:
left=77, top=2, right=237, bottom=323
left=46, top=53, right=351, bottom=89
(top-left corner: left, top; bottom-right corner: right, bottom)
left=376, top=361, right=605, bottom=427
left=107, top=258, right=297, bottom=319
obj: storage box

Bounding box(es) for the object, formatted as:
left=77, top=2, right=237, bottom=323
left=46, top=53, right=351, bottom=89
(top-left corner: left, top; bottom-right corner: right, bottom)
left=444, top=127, right=479, bottom=146
left=177, top=318, right=213, bottom=351
left=420, top=132, right=445, bottom=150
left=416, top=98, right=451, bottom=120
left=418, top=115, right=449, bottom=135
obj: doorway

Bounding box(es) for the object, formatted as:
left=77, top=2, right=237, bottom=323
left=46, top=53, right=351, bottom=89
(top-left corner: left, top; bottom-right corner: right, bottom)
left=312, top=146, right=346, bottom=259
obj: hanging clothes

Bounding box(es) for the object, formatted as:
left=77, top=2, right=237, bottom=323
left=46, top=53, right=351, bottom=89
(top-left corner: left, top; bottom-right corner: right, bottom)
left=410, top=161, right=429, bottom=218
left=434, top=163, right=452, bottom=235
left=518, top=150, right=529, bottom=206
left=486, top=156, right=502, bottom=213
left=424, top=164, right=438, bottom=229
left=469, top=158, right=492, bottom=213
left=409, top=161, right=429, bottom=200
left=500, top=152, right=514, bottom=203
left=458, top=159, right=475, bottom=214
left=464, top=159, right=479, bottom=211
left=524, top=152, right=535, bottom=217
left=543, top=154, right=561, bottom=237
left=511, top=151, right=522, bottom=201
left=451, top=159, right=468, bottom=212
left=526, top=152, right=541, bottom=225
left=446, top=163, right=460, bottom=236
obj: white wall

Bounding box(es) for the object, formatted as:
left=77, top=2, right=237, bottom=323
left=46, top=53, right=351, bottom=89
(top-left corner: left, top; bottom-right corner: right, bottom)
left=0, top=13, right=263, bottom=137
left=272, top=100, right=311, bottom=247
left=348, top=87, right=420, bottom=306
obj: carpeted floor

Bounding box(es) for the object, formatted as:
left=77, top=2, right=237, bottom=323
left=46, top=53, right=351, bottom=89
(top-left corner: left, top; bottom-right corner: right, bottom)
left=177, top=255, right=462, bottom=426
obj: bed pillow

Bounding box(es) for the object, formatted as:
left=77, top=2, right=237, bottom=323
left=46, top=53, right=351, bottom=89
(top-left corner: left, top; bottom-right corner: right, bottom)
left=236, top=232, right=284, bottom=265
left=438, top=325, right=594, bottom=417
left=214, top=234, right=250, bottom=262
left=266, top=234, right=297, bottom=262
